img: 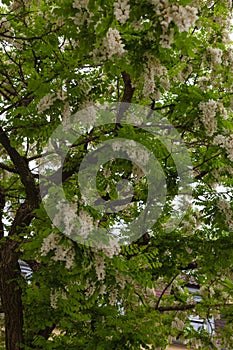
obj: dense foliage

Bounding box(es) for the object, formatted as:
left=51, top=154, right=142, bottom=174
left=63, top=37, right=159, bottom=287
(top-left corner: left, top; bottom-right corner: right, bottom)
left=0, top=0, right=233, bottom=349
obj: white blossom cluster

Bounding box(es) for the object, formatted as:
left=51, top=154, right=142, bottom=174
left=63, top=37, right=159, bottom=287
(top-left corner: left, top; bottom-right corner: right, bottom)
left=159, top=28, right=174, bottom=49
left=102, top=237, right=121, bottom=258
left=199, top=100, right=218, bottom=136
left=11, top=0, right=34, bottom=11
left=41, top=232, right=61, bottom=255
left=108, top=287, right=118, bottom=305
left=72, top=0, right=89, bottom=10
left=62, top=102, right=71, bottom=122
left=57, top=89, right=67, bottom=101
left=85, top=280, right=96, bottom=297
left=72, top=10, right=94, bottom=26
left=217, top=198, right=233, bottom=230
left=78, top=210, right=95, bottom=239
left=92, top=28, right=125, bottom=62
left=94, top=252, right=106, bottom=281
left=212, top=164, right=233, bottom=182
left=207, top=47, right=223, bottom=67
left=115, top=271, right=127, bottom=289
left=175, top=63, right=193, bottom=83
left=126, top=144, right=150, bottom=167
left=189, top=338, right=203, bottom=349
left=0, top=17, right=12, bottom=37
left=78, top=101, right=97, bottom=128
left=112, top=140, right=149, bottom=166
left=113, top=0, right=130, bottom=24
left=41, top=232, right=75, bottom=269
left=171, top=316, right=185, bottom=331
left=197, top=76, right=210, bottom=91
left=50, top=288, right=67, bottom=309
left=154, top=0, right=198, bottom=41
left=99, top=283, right=106, bottom=295
left=224, top=48, right=233, bottom=68
left=53, top=201, right=78, bottom=238
left=50, top=289, right=59, bottom=309
left=182, top=214, right=199, bottom=236
left=213, top=134, right=233, bottom=162
left=37, top=93, right=56, bottom=114
left=38, top=87, right=71, bottom=115
left=51, top=244, right=76, bottom=269
left=216, top=101, right=228, bottom=119
left=103, top=28, right=125, bottom=58
left=142, top=57, right=169, bottom=97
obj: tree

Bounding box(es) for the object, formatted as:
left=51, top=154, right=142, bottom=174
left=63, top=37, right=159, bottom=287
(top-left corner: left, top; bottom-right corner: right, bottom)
left=0, top=0, right=233, bottom=349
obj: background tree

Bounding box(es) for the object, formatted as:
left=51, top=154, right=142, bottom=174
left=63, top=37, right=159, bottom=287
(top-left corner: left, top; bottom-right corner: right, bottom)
left=0, top=0, right=233, bottom=349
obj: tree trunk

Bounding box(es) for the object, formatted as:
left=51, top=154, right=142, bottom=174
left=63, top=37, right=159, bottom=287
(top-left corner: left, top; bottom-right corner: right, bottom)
left=0, top=241, right=24, bottom=350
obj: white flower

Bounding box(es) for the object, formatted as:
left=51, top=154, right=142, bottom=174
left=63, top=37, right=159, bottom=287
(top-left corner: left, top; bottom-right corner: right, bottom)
left=53, top=201, right=77, bottom=237
left=57, top=89, right=67, bottom=101
left=154, top=0, right=198, bottom=34
left=78, top=102, right=97, bottom=127
left=41, top=231, right=75, bottom=269
left=103, top=28, right=125, bottom=58
left=50, top=290, right=59, bottom=309
left=37, top=93, right=56, bottom=114
left=214, top=134, right=233, bottom=162
left=85, top=280, right=96, bottom=297
left=125, top=140, right=150, bottom=166
left=199, top=100, right=218, bottom=136
left=51, top=245, right=75, bottom=269
left=190, top=338, right=202, bottom=348
left=213, top=134, right=225, bottom=146
left=41, top=232, right=61, bottom=256
left=62, top=102, right=71, bottom=122
left=78, top=210, right=95, bottom=238
left=0, top=17, right=11, bottom=35
left=207, top=47, right=223, bottom=66
left=99, top=284, right=106, bottom=295
left=102, top=237, right=121, bottom=258
left=197, top=76, right=210, bottom=91
left=109, top=287, right=118, bottom=305
left=113, top=0, right=130, bottom=24
left=171, top=317, right=185, bottom=331
left=116, top=272, right=127, bottom=289
left=159, top=28, right=174, bottom=49
left=72, top=0, right=89, bottom=10
left=94, top=252, right=106, bottom=281
left=142, top=56, right=169, bottom=96
left=224, top=135, right=233, bottom=162
left=217, top=198, right=233, bottom=229
left=111, top=141, right=123, bottom=152
left=217, top=102, right=228, bottom=119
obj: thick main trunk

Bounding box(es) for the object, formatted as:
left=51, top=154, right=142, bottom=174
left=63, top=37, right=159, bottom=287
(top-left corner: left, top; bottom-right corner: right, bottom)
left=0, top=242, right=24, bottom=350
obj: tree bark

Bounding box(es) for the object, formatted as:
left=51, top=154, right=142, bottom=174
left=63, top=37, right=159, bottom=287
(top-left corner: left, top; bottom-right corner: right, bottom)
left=0, top=241, right=24, bottom=350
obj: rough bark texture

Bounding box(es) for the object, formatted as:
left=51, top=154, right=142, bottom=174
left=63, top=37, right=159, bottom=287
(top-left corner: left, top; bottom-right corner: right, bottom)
left=0, top=241, right=24, bottom=350
left=0, top=127, right=40, bottom=349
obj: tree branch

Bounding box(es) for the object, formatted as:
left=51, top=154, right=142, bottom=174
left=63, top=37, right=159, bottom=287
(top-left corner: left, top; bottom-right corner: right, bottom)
left=0, top=126, right=39, bottom=205
left=157, top=303, right=196, bottom=312
left=116, top=71, right=135, bottom=123
left=0, top=162, right=18, bottom=174
left=155, top=274, right=179, bottom=310
left=0, top=187, right=5, bottom=239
